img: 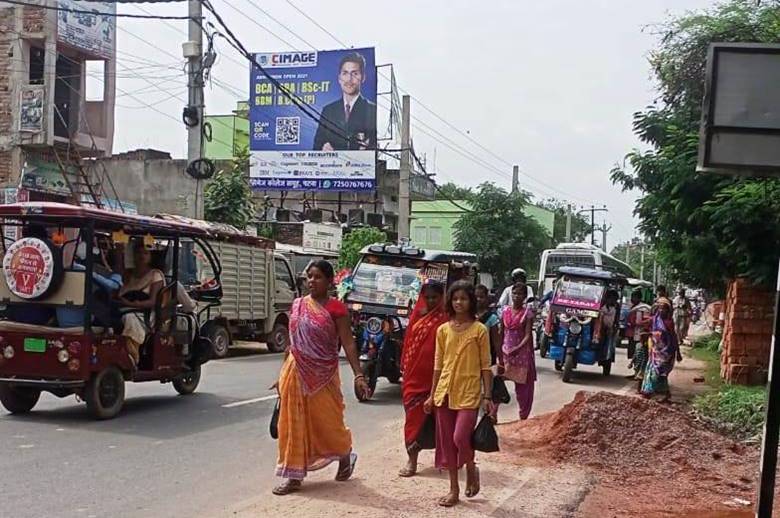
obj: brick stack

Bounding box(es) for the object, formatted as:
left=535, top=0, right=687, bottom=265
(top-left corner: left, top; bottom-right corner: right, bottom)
left=720, top=278, right=775, bottom=385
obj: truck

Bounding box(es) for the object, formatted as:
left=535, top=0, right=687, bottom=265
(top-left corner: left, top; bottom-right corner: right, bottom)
left=167, top=217, right=299, bottom=357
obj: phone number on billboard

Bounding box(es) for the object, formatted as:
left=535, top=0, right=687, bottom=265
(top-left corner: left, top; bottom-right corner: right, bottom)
left=249, top=179, right=375, bottom=191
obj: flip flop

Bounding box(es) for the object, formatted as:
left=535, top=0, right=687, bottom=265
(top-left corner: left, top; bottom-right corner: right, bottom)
left=272, top=480, right=301, bottom=496
left=335, top=452, right=357, bottom=481
left=398, top=465, right=417, bottom=478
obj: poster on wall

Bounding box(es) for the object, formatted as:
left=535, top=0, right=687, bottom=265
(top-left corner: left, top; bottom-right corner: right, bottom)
left=57, top=1, right=116, bottom=59
left=248, top=48, right=377, bottom=191
left=19, top=87, right=44, bottom=133
left=21, top=160, right=72, bottom=197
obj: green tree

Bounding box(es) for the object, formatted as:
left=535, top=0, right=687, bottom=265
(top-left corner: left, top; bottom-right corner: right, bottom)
left=610, top=0, right=780, bottom=290
left=204, top=147, right=256, bottom=229
left=338, top=227, right=387, bottom=270
left=610, top=239, right=659, bottom=282
left=453, top=182, right=550, bottom=283
left=435, top=182, right=474, bottom=202
left=537, top=198, right=591, bottom=244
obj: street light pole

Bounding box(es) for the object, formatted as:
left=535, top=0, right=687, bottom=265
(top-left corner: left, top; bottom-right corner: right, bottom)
left=185, top=0, right=204, bottom=218
left=398, top=95, right=411, bottom=240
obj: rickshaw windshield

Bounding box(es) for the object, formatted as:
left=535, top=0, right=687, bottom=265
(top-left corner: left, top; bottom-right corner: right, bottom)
left=552, top=276, right=605, bottom=311
left=348, top=255, right=426, bottom=307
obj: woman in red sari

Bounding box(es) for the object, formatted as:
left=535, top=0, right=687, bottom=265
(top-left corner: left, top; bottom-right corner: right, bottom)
left=399, top=280, right=448, bottom=477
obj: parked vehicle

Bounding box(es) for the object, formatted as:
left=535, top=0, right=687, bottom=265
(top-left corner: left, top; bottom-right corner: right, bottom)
left=542, top=266, right=627, bottom=383
left=536, top=243, right=636, bottom=297
left=342, top=243, right=478, bottom=399
left=0, top=203, right=223, bottom=419
left=275, top=243, right=339, bottom=295
left=169, top=217, right=299, bottom=357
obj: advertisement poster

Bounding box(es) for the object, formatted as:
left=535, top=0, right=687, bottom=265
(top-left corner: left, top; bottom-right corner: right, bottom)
left=21, top=160, right=72, bottom=197
left=57, top=1, right=116, bottom=59
left=249, top=48, right=377, bottom=191
left=19, top=87, right=44, bottom=133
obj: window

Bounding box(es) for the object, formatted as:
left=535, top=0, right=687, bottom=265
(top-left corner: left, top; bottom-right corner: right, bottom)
left=412, top=226, right=427, bottom=244
left=85, top=60, right=105, bottom=102
left=29, top=46, right=44, bottom=85
left=274, top=258, right=295, bottom=292
left=428, top=227, right=442, bottom=247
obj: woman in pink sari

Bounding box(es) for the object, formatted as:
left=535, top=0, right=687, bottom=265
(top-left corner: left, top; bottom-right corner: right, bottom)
left=499, top=281, right=536, bottom=420
left=272, top=260, right=370, bottom=495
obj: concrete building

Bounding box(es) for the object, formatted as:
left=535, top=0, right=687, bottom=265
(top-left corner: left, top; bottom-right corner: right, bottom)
left=411, top=200, right=555, bottom=250
left=0, top=1, right=117, bottom=199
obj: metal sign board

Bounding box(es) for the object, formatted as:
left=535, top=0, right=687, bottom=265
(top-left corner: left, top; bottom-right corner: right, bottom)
left=698, top=43, right=780, bottom=175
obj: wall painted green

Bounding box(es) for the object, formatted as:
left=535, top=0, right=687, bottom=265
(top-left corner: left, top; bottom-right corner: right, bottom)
left=204, top=112, right=249, bottom=160
left=410, top=199, right=555, bottom=250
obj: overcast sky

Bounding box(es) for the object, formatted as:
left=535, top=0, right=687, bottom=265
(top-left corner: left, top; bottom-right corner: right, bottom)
left=114, top=0, right=717, bottom=246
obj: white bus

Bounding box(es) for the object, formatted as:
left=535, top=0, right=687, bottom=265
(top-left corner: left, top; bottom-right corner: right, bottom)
left=536, top=243, right=637, bottom=296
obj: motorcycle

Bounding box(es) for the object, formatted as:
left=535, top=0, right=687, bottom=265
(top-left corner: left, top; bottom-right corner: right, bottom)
left=356, top=315, right=404, bottom=399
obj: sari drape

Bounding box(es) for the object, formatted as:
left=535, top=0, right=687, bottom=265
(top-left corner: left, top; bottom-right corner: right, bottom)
left=641, top=313, right=679, bottom=396
left=401, top=294, right=448, bottom=449
left=276, top=296, right=352, bottom=480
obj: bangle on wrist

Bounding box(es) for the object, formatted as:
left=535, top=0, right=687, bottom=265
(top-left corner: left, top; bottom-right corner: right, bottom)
left=354, top=374, right=365, bottom=381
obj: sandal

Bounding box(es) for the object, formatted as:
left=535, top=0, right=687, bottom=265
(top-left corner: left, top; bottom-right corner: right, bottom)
left=272, top=479, right=301, bottom=495
left=465, top=466, right=480, bottom=498
left=398, top=465, right=416, bottom=478
left=335, top=452, right=357, bottom=481
left=438, top=493, right=459, bottom=507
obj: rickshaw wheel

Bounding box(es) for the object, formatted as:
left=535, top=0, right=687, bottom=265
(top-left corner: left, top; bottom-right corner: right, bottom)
left=85, top=366, right=125, bottom=420
left=206, top=324, right=231, bottom=359
left=0, top=383, right=41, bottom=414
left=267, top=322, right=289, bottom=353
left=539, top=335, right=549, bottom=359
left=602, top=361, right=612, bottom=376
left=554, top=361, right=563, bottom=371
left=173, top=364, right=202, bottom=395
left=562, top=354, right=575, bottom=383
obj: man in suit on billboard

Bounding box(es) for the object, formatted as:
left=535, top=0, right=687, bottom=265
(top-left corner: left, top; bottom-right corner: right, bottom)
left=313, top=52, right=376, bottom=151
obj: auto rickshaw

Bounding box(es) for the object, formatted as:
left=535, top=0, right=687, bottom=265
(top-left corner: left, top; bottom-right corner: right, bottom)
left=542, top=266, right=627, bottom=382
left=341, top=242, right=478, bottom=399
left=0, top=203, right=224, bottom=419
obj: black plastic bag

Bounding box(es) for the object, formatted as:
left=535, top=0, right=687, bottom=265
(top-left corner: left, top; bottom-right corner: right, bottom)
left=270, top=398, right=280, bottom=439
left=415, top=413, right=436, bottom=450
left=472, top=413, right=499, bottom=453
left=492, top=376, right=511, bottom=404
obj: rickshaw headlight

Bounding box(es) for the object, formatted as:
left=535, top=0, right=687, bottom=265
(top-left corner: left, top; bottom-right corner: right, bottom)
left=57, top=349, right=70, bottom=363
left=569, top=321, right=582, bottom=335
left=2, top=345, right=14, bottom=359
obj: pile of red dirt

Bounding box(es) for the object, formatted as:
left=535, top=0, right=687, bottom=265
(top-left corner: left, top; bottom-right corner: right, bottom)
left=498, top=391, right=760, bottom=516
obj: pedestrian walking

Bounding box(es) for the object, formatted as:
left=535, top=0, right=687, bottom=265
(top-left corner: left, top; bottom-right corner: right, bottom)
left=424, top=281, right=493, bottom=507
left=499, top=281, right=536, bottom=420
left=641, top=298, right=679, bottom=403
left=673, top=288, right=692, bottom=343
left=271, top=260, right=370, bottom=495
left=398, top=280, right=448, bottom=478
left=625, top=290, right=652, bottom=382
left=475, top=284, right=502, bottom=366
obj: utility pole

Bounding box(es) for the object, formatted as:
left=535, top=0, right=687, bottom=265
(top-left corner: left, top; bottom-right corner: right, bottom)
left=398, top=95, right=411, bottom=240
left=184, top=0, right=204, bottom=218
left=564, top=204, right=572, bottom=242
left=578, top=206, right=608, bottom=246
left=599, top=223, right=612, bottom=252
left=512, top=165, right=519, bottom=194
left=640, top=244, right=645, bottom=281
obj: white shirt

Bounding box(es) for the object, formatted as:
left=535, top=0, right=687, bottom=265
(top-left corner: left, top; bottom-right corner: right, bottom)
left=498, top=284, right=534, bottom=309
left=343, top=94, right=360, bottom=116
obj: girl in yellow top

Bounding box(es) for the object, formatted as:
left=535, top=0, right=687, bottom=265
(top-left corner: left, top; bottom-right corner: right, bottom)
left=424, top=280, right=493, bottom=507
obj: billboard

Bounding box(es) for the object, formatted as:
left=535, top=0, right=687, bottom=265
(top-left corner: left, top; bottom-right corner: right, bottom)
left=57, top=1, right=116, bottom=59
left=249, top=48, right=377, bottom=191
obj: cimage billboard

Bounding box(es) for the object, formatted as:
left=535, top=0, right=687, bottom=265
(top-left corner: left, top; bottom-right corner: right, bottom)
left=249, top=48, right=377, bottom=191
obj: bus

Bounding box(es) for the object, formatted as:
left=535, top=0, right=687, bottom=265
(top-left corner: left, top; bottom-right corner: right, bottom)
left=536, top=243, right=637, bottom=296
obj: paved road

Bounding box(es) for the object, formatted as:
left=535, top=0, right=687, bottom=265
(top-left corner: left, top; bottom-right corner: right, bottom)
left=0, top=345, right=633, bottom=518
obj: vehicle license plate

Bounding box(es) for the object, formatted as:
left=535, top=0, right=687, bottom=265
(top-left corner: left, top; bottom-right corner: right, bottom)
left=23, top=338, right=46, bottom=353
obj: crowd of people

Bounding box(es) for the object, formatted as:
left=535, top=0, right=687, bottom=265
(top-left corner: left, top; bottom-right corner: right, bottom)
left=269, top=262, right=693, bottom=506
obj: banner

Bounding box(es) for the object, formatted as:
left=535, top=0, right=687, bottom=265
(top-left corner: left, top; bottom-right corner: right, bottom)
left=19, top=87, right=44, bottom=133
left=249, top=48, right=377, bottom=191
left=57, top=1, right=116, bottom=59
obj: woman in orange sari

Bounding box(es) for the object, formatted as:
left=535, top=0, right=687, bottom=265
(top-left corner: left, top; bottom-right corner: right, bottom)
left=272, top=260, right=370, bottom=495
left=398, top=280, right=448, bottom=477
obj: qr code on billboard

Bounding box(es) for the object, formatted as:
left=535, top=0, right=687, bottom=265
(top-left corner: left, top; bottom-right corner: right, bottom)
left=275, top=116, right=300, bottom=145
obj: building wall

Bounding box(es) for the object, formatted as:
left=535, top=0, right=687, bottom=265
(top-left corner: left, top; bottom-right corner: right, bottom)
left=204, top=114, right=249, bottom=160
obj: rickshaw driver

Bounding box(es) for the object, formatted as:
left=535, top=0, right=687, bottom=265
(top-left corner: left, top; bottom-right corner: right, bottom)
left=498, top=268, right=534, bottom=314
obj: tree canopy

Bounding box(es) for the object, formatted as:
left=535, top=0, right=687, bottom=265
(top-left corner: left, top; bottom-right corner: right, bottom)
left=537, top=198, right=591, bottom=244
left=204, top=147, right=256, bottom=230
left=610, top=0, right=780, bottom=290
left=434, top=182, right=474, bottom=202
left=338, top=227, right=387, bottom=270
left=454, top=183, right=550, bottom=283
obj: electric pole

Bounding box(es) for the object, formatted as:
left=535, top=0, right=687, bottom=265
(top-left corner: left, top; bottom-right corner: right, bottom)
left=184, top=0, right=204, bottom=218
left=578, top=206, right=608, bottom=246
left=512, top=165, right=519, bottom=194
left=398, top=95, right=411, bottom=240
left=640, top=244, right=645, bottom=281
left=599, top=222, right=611, bottom=252
left=565, top=204, right=572, bottom=242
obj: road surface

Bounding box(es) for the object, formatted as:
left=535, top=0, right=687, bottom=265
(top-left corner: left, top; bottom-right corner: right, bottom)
left=0, top=344, right=634, bottom=518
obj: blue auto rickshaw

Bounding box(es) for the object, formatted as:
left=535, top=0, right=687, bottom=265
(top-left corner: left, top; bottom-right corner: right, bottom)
left=542, top=267, right=627, bottom=382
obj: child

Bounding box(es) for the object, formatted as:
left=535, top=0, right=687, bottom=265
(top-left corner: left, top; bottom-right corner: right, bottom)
left=424, top=281, right=493, bottom=507
left=500, top=282, right=536, bottom=420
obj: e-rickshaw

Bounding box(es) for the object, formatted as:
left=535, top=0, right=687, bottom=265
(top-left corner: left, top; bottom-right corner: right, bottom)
left=542, top=266, right=627, bottom=383
left=0, top=203, right=224, bottom=419
left=342, top=243, right=478, bottom=399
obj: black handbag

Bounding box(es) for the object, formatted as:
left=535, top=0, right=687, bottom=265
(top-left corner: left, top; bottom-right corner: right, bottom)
left=270, top=398, right=280, bottom=439
left=415, top=413, right=436, bottom=450
left=472, top=413, right=499, bottom=453
left=492, top=376, right=511, bottom=404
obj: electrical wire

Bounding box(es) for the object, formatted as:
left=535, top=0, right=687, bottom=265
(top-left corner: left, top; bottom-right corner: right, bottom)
left=1, top=0, right=198, bottom=19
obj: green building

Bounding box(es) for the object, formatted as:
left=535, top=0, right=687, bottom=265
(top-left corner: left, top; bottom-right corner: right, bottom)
left=410, top=200, right=555, bottom=250
left=204, top=101, right=250, bottom=159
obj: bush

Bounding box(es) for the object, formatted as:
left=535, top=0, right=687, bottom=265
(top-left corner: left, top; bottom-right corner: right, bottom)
left=338, top=227, right=386, bottom=270
left=693, top=385, right=766, bottom=440
left=692, top=332, right=721, bottom=353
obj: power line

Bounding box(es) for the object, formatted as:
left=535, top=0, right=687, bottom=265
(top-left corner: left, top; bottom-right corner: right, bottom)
left=282, top=0, right=349, bottom=48
left=1, top=0, right=198, bottom=19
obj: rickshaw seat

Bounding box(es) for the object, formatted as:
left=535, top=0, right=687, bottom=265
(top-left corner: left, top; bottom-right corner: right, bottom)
left=0, top=320, right=105, bottom=335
